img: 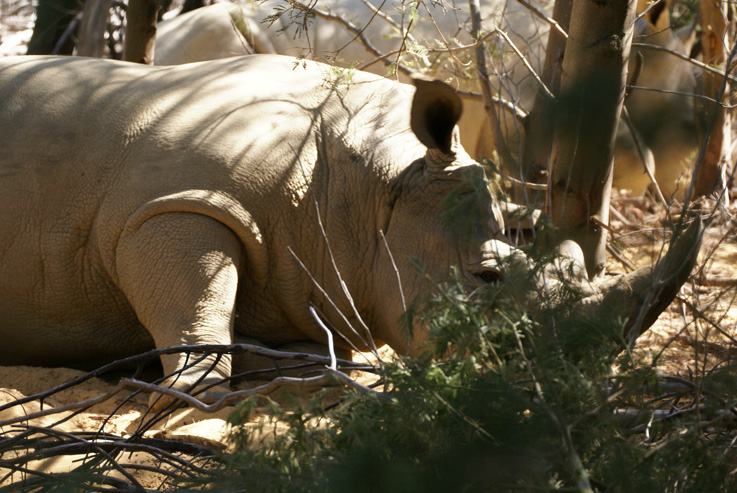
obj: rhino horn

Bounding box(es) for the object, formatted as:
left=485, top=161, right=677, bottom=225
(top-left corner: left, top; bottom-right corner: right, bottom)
left=582, top=216, right=703, bottom=348
left=410, top=75, right=462, bottom=155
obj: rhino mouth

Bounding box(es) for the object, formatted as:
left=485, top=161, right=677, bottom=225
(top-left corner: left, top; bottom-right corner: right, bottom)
left=472, top=269, right=502, bottom=284
left=466, top=258, right=507, bottom=285
left=465, top=239, right=521, bottom=286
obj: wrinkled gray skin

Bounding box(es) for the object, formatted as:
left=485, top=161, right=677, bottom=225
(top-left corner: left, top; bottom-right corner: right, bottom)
left=0, top=54, right=698, bottom=403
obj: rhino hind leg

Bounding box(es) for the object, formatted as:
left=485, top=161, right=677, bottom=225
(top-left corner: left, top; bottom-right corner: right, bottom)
left=583, top=216, right=703, bottom=348
left=115, top=212, right=243, bottom=408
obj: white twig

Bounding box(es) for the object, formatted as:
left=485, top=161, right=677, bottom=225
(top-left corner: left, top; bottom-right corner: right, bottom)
left=288, top=247, right=372, bottom=356
left=310, top=305, right=337, bottom=371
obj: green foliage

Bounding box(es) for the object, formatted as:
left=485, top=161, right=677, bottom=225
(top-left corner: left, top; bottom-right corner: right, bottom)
left=202, top=260, right=737, bottom=492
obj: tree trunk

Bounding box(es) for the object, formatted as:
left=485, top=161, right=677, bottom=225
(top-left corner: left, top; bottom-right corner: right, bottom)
left=521, top=0, right=573, bottom=186
left=181, top=0, right=206, bottom=15
left=27, top=0, right=82, bottom=55
left=694, top=0, right=733, bottom=200
left=77, top=0, right=112, bottom=58
left=123, top=0, right=159, bottom=64
left=549, top=0, right=636, bottom=278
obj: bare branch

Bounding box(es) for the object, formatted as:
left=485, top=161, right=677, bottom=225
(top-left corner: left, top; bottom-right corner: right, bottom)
left=290, top=147, right=380, bottom=357
left=494, top=27, right=555, bottom=101
left=632, top=42, right=737, bottom=84
left=514, top=0, right=568, bottom=39
left=0, top=343, right=368, bottom=418
left=290, top=0, right=414, bottom=75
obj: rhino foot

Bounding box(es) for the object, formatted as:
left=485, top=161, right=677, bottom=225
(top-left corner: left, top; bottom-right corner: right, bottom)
left=583, top=216, right=703, bottom=348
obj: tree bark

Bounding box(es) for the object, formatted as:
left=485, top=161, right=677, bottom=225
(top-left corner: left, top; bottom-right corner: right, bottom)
left=549, top=0, right=636, bottom=278
left=77, top=0, right=112, bottom=58
left=27, top=0, right=82, bottom=55
left=520, top=0, right=573, bottom=186
left=123, top=0, right=159, bottom=64
left=694, top=0, right=733, bottom=200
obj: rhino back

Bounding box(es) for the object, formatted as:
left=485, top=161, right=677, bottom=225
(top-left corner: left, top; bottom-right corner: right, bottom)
left=0, top=54, right=422, bottom=363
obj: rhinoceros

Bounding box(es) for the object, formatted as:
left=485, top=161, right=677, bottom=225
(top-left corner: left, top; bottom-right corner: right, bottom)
left=154, top=2, right=255, bottom=65
left=0, top=54, right=700, bottom=403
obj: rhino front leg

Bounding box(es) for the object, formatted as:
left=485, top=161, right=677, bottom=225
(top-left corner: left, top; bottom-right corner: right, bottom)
left=116, top=212, right=242, bottom=406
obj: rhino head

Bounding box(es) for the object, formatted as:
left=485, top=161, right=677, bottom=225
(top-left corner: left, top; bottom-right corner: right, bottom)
left=362, top=75, right=701, bottom=359
left=364, top=77, right=513, bottom=354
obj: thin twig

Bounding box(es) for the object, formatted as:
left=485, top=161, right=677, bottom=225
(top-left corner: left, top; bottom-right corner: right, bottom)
left=632, top=42, right=737, bottom=84
left=455, top=88, right=527, bottom=122
left=514, top=0, right=568, bottom=39
left=310, top=306, right=337, bottom=371
left=290, top=0, right=415, bottom=75
left=627, top=84, right=727, bottom=106
left=291, top=146, right=380, bottom=356
left=621, top=106, right=670, bottom=212
left=288, top=247, right=376, bottom=358
left=494, top=28, right=555, bottom=101
left=379, top=229, right=409, bottom=355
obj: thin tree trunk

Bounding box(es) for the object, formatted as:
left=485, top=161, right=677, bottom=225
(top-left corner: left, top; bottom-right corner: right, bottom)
left=77, top=0, right=112, bottom=58
left=694, top=0, right=733, bottom=200
left=520, top=0, right=573, bottom=186
left=549, top=0, right=637, bottom=278
left=27, top=0, right=82, bottom=55
left=123, top=0, right=158, bottom=64
left=468, top=0, right=516, bottom=184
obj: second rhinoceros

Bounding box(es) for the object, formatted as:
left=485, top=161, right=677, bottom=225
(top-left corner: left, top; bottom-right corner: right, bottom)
left=0, top=54, right=699, bottom=402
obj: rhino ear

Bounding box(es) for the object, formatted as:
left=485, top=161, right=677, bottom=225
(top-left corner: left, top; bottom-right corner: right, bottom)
left=410, top=75, right=463, bottom=155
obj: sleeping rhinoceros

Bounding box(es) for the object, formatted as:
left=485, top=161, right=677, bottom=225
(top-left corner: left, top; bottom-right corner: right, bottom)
left=0, top=54, right=699, bottom=402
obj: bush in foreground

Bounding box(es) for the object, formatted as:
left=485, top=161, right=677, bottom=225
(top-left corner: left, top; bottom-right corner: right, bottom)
left=205, top=260, right=737, bottom=492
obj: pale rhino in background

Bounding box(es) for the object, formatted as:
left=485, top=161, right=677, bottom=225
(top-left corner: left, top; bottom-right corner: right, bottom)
left=155, top=2, right=255, bottom=65
left=614, top=1, right=700, bottom=199
left=154, top=1, right=700, bottom=199
left=0, top=54, right=700, bottom=403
